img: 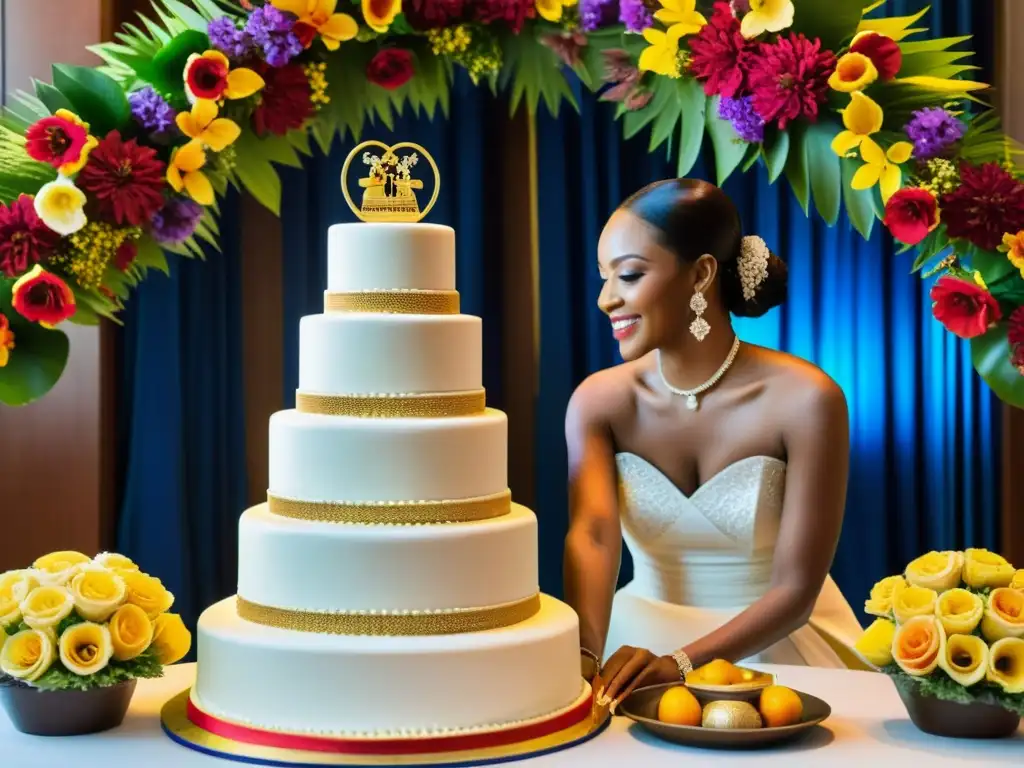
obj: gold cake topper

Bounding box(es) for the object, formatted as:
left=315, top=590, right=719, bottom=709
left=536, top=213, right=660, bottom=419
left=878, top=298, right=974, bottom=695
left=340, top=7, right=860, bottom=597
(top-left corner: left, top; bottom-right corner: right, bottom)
left=340, top=140, right=440, bottom=223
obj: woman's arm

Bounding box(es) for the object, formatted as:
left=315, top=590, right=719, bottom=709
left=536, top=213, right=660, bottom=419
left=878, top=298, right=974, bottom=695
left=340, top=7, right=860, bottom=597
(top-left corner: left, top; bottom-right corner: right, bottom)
left=563, top=376, right=623, bottom=674
left=600, top=373, right=851, bottom=701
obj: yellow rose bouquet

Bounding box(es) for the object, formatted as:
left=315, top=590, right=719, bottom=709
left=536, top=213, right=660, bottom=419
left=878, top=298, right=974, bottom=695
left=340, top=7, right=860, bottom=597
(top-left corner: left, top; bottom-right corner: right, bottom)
left=0, top=550, right=191, bottom=692
left=854, top=548, right=1024, bottom=721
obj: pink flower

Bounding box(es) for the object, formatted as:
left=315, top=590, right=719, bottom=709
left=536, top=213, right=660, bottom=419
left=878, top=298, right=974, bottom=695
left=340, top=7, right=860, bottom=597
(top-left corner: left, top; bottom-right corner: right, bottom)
left=688, top=1, right=757, bottom=98
left=748, top=33, right=836, bottom=130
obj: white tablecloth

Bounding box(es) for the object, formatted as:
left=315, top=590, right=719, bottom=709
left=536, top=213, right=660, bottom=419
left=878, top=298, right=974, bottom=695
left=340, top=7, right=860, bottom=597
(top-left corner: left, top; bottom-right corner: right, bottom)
left=2, top=663, right=1021, bottom=767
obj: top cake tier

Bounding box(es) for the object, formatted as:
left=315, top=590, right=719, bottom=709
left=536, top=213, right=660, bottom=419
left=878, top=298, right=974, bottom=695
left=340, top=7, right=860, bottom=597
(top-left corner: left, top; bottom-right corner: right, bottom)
left=327, top=223, right=455, bottom=292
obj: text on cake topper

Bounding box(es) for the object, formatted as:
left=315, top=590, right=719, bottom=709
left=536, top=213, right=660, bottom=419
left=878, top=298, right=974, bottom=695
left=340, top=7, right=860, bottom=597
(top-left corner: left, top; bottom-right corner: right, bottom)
left=340, top=140, right=440, bottom=223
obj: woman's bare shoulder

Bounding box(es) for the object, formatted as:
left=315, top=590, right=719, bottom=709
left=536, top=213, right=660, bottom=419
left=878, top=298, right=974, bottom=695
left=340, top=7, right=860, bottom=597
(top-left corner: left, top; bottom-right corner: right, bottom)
left=750, top=346, right=847, bottom=423
left=566, top=359, right=646, bottom=429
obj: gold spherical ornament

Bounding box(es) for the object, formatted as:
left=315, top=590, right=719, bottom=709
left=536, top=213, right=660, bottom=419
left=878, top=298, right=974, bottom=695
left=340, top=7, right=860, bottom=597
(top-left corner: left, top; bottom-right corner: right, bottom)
left=701, top=700, right=763, bottom=729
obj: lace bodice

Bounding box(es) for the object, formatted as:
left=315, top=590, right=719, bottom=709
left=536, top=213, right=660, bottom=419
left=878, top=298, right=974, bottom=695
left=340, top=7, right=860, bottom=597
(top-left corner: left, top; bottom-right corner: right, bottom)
left=615, top=453, right=787, bottom=609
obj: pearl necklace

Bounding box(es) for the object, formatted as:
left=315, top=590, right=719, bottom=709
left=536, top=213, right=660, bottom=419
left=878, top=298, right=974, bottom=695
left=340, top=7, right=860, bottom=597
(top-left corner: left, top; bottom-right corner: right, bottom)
left=656, top=336, right=742, bottom=411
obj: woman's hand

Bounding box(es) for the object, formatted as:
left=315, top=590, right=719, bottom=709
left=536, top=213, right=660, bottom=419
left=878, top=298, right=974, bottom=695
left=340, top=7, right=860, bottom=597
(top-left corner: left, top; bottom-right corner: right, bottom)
left=599, top=645, right=681, bottom=705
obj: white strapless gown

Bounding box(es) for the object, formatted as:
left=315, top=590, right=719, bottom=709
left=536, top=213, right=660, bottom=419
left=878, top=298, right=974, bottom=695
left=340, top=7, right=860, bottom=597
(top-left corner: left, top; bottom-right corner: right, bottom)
left=604, top=454, right=866, bottom=669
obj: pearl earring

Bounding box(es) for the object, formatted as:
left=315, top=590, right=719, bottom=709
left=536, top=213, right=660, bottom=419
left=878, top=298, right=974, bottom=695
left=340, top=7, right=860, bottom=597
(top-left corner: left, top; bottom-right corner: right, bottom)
left=689, top=289, right=710, bottom=342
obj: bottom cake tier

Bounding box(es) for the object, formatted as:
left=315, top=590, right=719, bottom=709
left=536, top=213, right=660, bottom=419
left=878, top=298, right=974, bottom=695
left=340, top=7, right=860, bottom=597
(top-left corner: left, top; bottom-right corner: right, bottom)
left=192, top=594, right=584, bottom=737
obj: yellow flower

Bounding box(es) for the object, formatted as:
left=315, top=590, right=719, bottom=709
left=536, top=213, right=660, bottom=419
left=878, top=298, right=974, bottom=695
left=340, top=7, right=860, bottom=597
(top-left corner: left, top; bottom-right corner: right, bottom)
left=739, top=0, right=794, bottom=39
left=109, top=603, right=154, bottom=662
left=183, top=50, right=264, bottom=105
left=1011, top=569, right=1024, bottom=592
left=986, top=637, right=1024, bottom=694
left=893, top=615, right=945, bottom=677
left=167, top=141, right=214, bottom=207
left=68, top=568, right=126, bottom=622
left=981, top=588, right=1024, bottom=642
left=536, top=0, right=577, bottom=22
left=363, top=0, right=402, bottom=32
left=638, top=26, right=686, bottom=79
left=905, top=550, right=963, bottom=592
left=58, top=621, right=113, bottom=676
left=272, top=0, right=358, bottom=49
left=122, top=571, right=175, bottom=619
left=831, top=92, right=884, bottom=158
left=654, top=0, right=707, bottom=37
left=0, top=313, right=13, bottom=369
left=20, top=585, right=74, bottom=631
left=892, top=585, right=938, bottom=625
left=31, top=551, right=91, bottom=586
left=32, top=176, right=87, bottom=236
left=0, top=628, right=56, bottom=683
left=935, top=588, right=984, bottom=635
left=151, top=613, right=192, bottom=665
left=828, top=52, right=878, bottom=93
left=0, top=570, right=37, bottom=629
left=854, top=618, right=896, bottom=667
left=938, top=633, right=988, bottom=687
left=998, top=231, right=1024, bottom=278
left=175, top=100, right=241, bottom=153
left=93, top=552, right=140, bottom=574
left=963, top=548, right=1015, bottom=589
left=864, top=574, right=907, bottom=618
left=850, top=137, right=914, bottom=204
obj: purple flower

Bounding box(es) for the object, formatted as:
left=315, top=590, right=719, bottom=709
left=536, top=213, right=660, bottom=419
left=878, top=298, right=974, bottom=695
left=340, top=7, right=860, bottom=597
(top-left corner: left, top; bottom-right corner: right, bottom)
left=245, top=5, right=303, bottom=67
left=208, top=17, right=253, bottom=59
left=150, top=197, right=204, bottom=245
left=128, top=87, right=177, bottom=134
left=905, top=107, right=966, bottom=159
left=618, top=0, right=653, bottom=32
left=579, top=0, right=619, bottom=31
left=718, top=95, right=764, bottom=143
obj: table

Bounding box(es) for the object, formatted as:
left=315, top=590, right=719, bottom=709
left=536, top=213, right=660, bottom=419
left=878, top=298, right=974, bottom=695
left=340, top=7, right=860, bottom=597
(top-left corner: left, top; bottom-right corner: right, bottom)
left=2, top=663, right=1020, bottom=767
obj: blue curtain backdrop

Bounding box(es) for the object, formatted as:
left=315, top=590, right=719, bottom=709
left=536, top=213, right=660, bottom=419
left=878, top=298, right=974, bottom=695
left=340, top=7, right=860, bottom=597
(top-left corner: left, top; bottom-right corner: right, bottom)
left=532, top=0, right=1001, bottom=618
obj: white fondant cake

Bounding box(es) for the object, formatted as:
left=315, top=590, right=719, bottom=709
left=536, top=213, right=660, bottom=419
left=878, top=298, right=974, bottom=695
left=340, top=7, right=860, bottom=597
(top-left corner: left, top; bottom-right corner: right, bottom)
left=192, top=221, right=584, bottom=738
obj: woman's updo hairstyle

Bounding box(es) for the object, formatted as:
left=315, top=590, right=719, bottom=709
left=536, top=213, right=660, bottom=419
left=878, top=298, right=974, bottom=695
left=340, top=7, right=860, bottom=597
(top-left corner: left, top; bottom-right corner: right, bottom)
left=619, top=178, right=788, bottom=318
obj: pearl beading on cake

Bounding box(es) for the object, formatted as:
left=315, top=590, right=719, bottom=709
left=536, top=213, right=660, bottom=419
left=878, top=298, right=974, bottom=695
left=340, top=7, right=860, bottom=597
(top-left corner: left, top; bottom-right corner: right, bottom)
left=265, top=489, right=512, bottom=524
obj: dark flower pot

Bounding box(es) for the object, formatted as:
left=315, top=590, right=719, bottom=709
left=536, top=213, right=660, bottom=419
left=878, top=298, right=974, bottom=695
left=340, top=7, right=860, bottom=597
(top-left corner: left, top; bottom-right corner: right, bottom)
left=0, top=677, right=137, bottom=736
left=895, top=682, right=1021, bottom=739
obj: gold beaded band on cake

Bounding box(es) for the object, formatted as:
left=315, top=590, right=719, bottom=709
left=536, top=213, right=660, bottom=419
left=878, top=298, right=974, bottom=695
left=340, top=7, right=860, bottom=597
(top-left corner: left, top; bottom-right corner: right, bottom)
left=296, top=389, right=486, bottom=418
left=266, top=489, right=512, bottom=524
left=324, top=290, right=460, bottom=315
left=235, top=593, right=541, bottom=636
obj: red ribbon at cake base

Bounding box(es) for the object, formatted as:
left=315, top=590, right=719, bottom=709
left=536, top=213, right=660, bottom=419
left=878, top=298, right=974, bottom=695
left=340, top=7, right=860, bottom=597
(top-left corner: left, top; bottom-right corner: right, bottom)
left=186, top=693, right=593, bottom=756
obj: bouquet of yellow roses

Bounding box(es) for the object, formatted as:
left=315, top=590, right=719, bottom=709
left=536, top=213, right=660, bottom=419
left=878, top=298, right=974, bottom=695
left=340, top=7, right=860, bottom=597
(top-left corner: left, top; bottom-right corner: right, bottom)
left=0, top=550, right=191, bottom=691
left=855, top=548, right=1024, bottom=716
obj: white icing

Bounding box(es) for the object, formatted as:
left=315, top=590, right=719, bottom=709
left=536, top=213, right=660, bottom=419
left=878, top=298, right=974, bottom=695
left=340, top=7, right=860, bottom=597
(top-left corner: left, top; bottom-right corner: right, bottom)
left=268, top=408, right=507, bottom=503
left=298, top=312, right=481, bottom=395
left=327, top=223, right=455, bottom=292
left=237, top=502, right=539, bottom=612
left=194, top=595, right=583, bottom=735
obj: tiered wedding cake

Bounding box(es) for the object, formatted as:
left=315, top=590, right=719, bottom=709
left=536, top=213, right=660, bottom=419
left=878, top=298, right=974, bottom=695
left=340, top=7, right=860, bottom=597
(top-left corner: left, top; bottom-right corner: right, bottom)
left=190, top=222, right=589, bottom=740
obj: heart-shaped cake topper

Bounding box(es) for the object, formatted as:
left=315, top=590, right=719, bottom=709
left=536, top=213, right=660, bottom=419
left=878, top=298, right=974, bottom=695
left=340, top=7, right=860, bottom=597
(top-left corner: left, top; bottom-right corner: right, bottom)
left=340, top=140, right=440, bottom=223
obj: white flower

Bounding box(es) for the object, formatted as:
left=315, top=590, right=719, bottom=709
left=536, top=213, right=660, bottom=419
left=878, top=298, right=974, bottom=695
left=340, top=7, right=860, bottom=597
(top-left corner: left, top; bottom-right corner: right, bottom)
left=33, top=175, right=87, bottom=235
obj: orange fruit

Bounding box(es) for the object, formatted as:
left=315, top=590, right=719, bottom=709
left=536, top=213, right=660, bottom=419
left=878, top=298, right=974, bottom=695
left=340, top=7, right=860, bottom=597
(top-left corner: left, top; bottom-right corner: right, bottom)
left=689, top=658, right=744, bottom=686
left=657, top=686, right=702, bottom=726
left=758, top=685, right=803, bottom=728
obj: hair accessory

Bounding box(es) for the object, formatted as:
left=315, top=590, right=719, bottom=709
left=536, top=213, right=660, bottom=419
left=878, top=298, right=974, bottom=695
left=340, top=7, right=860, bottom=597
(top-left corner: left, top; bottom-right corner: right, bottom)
left=738, top=235, right=770, bottom=302
left=689, top=289, right=710, bottom=342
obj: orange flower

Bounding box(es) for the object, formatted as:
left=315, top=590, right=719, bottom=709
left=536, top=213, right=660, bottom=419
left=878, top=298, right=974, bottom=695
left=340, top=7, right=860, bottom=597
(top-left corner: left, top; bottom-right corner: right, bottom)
left=999, top=231, right=1024, bottom=278
left=271, top=0, right=358, bottom=49
left=362, top=0, right=402, bottom=33
left=892, top=615, right=945, bottom=677
left=828, top=52, right=878, bottom=92
left=0, top=313, right=14, bottom=368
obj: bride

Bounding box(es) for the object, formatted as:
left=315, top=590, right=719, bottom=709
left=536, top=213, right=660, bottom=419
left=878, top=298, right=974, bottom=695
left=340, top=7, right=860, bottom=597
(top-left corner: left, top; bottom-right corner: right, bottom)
left=562, top=178, right=866, bottom=705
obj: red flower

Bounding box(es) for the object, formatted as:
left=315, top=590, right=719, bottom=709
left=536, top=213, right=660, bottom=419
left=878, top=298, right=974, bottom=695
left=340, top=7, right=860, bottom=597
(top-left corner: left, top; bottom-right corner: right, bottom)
left=1012, top=344, right=1024, bottom=376
left=849, top=31, right=902, bottom=81
left=366, top=49, right=415, bottom=90
left=185, top=52, right=229, bottom=102
left=474, top=0, right=535, bottom=34
left=0, top=194, right=61, bottom=277
left=11, top=264, right=76, bottom=329
left=930, top=276, right=1002, bottom=339
left=251, top=62, right=314, bottom=137
left=115, top=241, right=137, bottom=271
left=1009, top=307, right=1024, bottom=347
left=24, top=111, right=97, bottom=175
left=76, top=131, right=166, bottom=227
left=940, top=163, right=1024, bottom=252
left=748, top=34, right=836, bottom=130
left=406, top=0, right=465, bottom=29
left=883, top=187, right=939, bottom=245
left=688, top=1, right=758, bottom=98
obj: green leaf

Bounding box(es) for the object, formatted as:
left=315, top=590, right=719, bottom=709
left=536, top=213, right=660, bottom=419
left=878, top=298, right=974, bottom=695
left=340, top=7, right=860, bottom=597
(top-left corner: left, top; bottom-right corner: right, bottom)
left=897, top=50, right=975, bottom=78
left=675, top=78, right=705, bottom=177
left=763, top=128, right=789, bottom=183
left=33, top=80, right=75, bottom=115
left=805, top=122, right=842, bottom=226
left=51, top=64, right=131, bottom=136
left=647, top=80, right=682, bottom=153
left=789, top=0, right=872, bottom=52
left=899, top=36, right=973, bottom=55
left=158, top=0, right=211, bottom=32
left=571, top=29, right=623, bottom=90
left=840, top=155, right=875, bottom=240
left=784, top=124, right=810, bottom=215
left=500, top=32, right=577, bottom=118
left=233, top=131, right=282, bottom=215
left=972, top=329, right=1024, bottom=409
left=33, top=644, right=165, bottom=692
left=970, top=248, right=1017, bottom=286
left=0, top=124, right=58, bottom=205
left=0, top=282, right=70, bottom=407
left=705, top=95, right=748, bottom=185
left=909, top=227, right=949, bottom=273
left=134, top=236, right=170, bottom=276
